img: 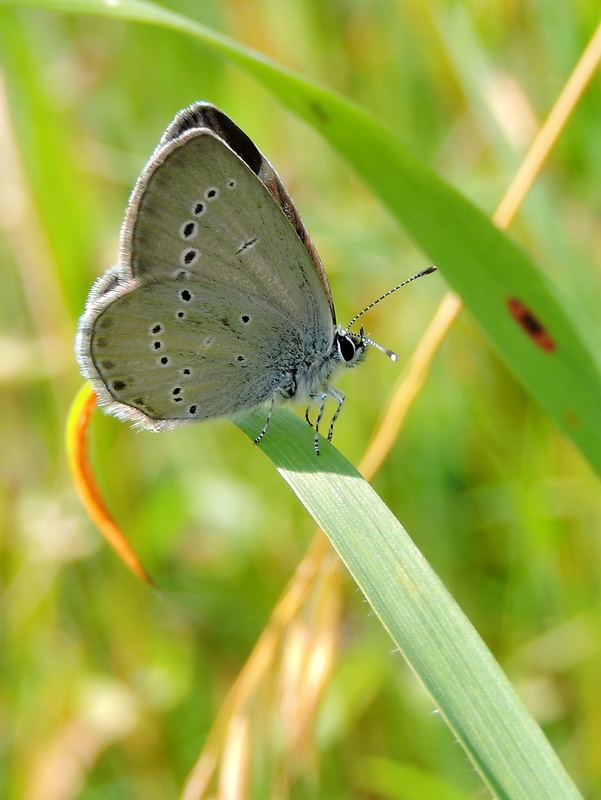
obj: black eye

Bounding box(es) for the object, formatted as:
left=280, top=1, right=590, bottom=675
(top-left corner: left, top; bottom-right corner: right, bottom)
left=338, top=334, right=356, bottom=362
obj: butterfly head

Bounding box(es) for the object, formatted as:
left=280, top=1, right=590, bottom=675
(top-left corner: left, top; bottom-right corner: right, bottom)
left=335, top=325, right=396, bottom=369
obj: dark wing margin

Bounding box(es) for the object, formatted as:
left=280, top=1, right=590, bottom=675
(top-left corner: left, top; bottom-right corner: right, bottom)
left=159, top=102, right=336, bottom=323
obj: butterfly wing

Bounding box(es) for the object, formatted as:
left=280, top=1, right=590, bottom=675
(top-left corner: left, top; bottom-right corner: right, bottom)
left=76, top=115, right=336, bottom=429
left=159, top=102, right=336, bottom=323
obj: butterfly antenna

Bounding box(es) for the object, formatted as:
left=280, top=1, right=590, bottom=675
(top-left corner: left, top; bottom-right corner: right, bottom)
left=345, top=266, right=437, bottom=363
left=359, top=327, right=398, bottom=362
left=346, top=265, right=437, bottom=332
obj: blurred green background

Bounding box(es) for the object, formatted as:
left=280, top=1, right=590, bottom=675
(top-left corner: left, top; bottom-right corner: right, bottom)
left=1, top=1, right=601, bottom=798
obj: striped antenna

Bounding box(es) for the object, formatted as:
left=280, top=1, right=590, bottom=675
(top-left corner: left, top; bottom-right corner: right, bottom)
left=360, top=327, right=398, bottom=362
left=345, top=266, right=437, bottom=332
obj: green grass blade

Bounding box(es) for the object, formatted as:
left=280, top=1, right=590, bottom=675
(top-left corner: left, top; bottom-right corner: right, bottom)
left=237, top=407, right=582, bottom=800
left=6, top=0, right=601, bottom=477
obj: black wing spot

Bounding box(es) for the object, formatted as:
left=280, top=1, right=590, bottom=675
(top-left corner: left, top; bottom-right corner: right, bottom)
left=205, top=187, right=218, bottom=200
left=180, top=290, right=193, bottom=302
left=236, top=237, right=258, bottom=254
left=181, top=249, right=198, bottom=266
left=150, top=323, right=162, bottom=334
left=240, top=314, right=251, bottom=324
left=189, top=405, right=197, bottom=414
left=112, top=380, right=126, bottom=391
left=172, top=387, right=181, bottom=395
left=192, top=201, right=205, bottom=216
left=153, top=341, right=162, bottom=350
left=176, top=311, right=185, bottom=319
left=180, top=221, right=197, bottom=240
left=160, top=356, right=169, bottom=365
left=181, top=368, right=191, bottom=376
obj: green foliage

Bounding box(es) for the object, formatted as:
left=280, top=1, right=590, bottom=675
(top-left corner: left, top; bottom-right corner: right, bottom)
left=1, top=1, right=600, bottom=798
left=240, top=408, right=581, bottom=799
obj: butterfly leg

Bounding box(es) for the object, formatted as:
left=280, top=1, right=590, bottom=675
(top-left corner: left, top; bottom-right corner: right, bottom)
left=305, top=406, right=314, bottom=428
left=326, top=386, right=346, bottom=442
left=253, top=395, right=276, bottom=445
left=310, top=391, right=328, bottom=455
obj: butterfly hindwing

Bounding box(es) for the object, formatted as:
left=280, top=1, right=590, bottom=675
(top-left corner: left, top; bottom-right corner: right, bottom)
left=88, top=274, right=305, bottom=426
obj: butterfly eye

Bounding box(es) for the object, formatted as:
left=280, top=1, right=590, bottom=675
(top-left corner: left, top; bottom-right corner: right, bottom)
left=337, top=334, right=356, bottom=363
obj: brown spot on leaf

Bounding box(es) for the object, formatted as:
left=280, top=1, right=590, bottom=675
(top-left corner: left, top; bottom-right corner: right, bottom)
left=564, top=411, right=580, bottom=429
left=507, top=298, right=556, bottom=352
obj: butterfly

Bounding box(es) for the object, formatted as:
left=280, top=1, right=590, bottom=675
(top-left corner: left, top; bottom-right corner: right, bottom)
left=76, top=102, right=435, bottom=454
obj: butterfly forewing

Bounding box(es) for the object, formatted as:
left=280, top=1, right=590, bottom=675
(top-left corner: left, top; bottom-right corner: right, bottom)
left=123, top=131, right=332, bottom=336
